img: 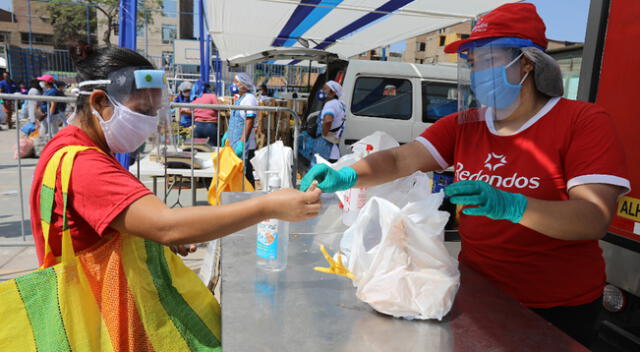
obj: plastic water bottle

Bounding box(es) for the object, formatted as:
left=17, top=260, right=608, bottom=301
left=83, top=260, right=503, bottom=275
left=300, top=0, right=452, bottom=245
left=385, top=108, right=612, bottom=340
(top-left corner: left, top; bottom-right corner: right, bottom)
left=256, top=173, right=289, bottom=271
left=342, top=144, right=373, bottom=226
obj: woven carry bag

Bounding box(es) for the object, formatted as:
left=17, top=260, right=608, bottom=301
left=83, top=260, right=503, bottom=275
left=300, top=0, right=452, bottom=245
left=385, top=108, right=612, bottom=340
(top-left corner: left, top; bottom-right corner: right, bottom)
left=0, top=145, right=221, bottom=351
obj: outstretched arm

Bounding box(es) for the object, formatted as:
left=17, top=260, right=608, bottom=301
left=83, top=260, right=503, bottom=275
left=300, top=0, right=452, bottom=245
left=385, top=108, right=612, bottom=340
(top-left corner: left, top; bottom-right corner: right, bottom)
left=111, top=188, right=322, bottom=246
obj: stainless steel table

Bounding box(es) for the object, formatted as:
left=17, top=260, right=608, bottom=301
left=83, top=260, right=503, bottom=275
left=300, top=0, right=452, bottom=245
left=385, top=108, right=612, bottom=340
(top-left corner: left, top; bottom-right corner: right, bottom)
left=219, top=193, right=587, bottom=351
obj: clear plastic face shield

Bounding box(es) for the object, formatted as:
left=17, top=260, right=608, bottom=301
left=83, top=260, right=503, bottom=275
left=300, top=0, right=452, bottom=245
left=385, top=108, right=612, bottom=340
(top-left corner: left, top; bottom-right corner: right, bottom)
left=77, top=67, right=174, bottom=153
left=78, top=67, right=170, bottom=118
left=456, top=39, right=535, bottom=124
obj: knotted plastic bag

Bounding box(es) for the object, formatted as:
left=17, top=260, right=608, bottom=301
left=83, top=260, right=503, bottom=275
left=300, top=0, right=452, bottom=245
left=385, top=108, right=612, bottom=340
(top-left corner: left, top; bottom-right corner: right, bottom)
left=344, top=192, right=460, bottom=320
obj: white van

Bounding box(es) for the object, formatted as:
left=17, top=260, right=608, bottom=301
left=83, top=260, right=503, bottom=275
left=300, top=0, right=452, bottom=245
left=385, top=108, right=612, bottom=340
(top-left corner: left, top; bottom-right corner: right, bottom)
left=332, top=60, right=458, bottom=154
left=229, top=48, right=459, bottom=160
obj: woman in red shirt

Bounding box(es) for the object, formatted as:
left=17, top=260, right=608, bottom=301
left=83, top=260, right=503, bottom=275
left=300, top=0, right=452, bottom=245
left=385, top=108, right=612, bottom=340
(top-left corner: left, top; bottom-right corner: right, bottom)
left=191, top=86, right=221, bottom=146
left=30, top=45, right=321, bottom=266
left=300, top=3, right=629, bottom=348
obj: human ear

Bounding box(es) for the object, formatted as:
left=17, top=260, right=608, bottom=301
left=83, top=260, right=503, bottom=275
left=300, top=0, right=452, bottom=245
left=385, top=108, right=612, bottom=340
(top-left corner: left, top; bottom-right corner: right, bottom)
left=88, top=90, right=114, bottom=122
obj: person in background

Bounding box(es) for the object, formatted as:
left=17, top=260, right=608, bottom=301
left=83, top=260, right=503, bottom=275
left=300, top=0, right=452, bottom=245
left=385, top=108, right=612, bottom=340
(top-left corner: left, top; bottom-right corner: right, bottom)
left=37, top=74, right=65, bottom=136
left=222, top=73, right=258, bottom=185
left=26, top=79, right=42, bottom=125
left=191, top=84, right=221, bottom=146
left=174, top=81, right=193, bottom=128
left=300, top=3, right=629, bottom=348
left=0, top=71, right=18, bottom=129
left=313, top=80, right=346, bottom=163
left=383, top=84, right=397, bottom=97
left=55, top=81, right=69, bottom=124
left=257, top=84, right=271, bottom=102
left=18, top=81, right=27, bottom=95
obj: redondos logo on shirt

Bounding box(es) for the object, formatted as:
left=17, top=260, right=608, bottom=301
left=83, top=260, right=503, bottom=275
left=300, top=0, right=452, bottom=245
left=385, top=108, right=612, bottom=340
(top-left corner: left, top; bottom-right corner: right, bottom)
left=455, top=153, right=541, bottom=189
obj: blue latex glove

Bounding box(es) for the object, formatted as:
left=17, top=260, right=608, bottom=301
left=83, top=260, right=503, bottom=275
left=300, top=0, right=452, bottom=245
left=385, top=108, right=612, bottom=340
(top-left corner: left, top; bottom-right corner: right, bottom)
left=300, top=164, right=357, bottom=193
left=234, top=141, right=245, bottom=158
left=445, top=180, right=528, bottom=223
left=221, top=132, right=228, bottom=146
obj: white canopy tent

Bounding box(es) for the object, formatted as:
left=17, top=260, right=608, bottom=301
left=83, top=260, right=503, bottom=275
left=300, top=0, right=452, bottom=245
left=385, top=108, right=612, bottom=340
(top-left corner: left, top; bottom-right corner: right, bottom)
left=207, top=0, right=518, bottom=63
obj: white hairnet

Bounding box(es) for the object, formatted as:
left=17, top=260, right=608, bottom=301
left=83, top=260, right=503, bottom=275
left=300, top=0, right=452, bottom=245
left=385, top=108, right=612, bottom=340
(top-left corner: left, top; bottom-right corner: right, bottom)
left=325, top=80, right=343, bottom=98
left=178, top=81, right=193, bottom=92
left=235, top=73, right=256, bottom=93
left=521, top=47, right=564, bottom=97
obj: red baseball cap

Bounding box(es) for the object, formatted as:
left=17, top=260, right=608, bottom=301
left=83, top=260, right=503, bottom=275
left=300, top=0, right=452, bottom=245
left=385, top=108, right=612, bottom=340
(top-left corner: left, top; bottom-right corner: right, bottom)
left=36, top=74, right=55, bottom=83
left=444, top=3, right=548, bottom=54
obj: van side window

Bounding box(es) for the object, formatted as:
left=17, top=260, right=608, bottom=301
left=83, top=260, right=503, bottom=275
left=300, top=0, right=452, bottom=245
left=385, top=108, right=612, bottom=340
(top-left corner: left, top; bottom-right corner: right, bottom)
left=422, top=81, right=458, bottom=123
left=351, top=77, right=412, bottom=120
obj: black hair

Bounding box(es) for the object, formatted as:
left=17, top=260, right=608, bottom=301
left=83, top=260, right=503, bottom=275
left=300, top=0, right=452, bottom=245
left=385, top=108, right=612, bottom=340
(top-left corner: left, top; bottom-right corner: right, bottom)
left=29, top=79, right=40, bottom=90
left=69, top=43, right=154, bottom=110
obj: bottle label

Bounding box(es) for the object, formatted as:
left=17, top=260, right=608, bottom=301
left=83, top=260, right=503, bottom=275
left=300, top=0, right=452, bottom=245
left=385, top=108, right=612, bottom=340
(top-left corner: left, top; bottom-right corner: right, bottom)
left=257, top=219, right=279, bottom=260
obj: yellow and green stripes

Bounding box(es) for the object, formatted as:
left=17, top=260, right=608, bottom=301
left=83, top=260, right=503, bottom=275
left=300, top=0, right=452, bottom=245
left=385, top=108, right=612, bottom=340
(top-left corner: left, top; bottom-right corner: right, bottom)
left=15, top=267, right=71, bottom=352
left=121, top=235, right=221, bottom=351
left=145, top=240, right=221, bottom=351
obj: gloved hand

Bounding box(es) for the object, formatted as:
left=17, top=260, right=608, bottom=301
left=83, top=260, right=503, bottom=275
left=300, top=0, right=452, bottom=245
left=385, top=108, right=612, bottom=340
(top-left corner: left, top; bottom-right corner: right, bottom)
left=445, top=180, right=528, bottom=223
left=234, top=141, right=245, bottom=158
left=300, top=164, right=357, bottom=193
left=221, top=132, right=228, bottom=146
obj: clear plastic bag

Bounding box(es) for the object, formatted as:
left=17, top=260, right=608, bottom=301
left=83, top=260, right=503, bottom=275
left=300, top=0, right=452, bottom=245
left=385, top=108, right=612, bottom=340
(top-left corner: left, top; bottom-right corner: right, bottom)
left=344, top=192, right=459, bottom=320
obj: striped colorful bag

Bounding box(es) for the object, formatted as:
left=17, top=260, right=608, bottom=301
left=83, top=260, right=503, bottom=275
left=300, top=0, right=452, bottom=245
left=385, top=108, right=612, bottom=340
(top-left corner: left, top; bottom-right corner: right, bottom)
left=0, top=146, right=221, bottom=351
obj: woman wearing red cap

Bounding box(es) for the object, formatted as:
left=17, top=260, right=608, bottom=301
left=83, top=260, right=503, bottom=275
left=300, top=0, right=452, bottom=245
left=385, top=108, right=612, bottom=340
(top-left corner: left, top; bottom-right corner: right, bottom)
left=300, top=3, right=629, bottom=348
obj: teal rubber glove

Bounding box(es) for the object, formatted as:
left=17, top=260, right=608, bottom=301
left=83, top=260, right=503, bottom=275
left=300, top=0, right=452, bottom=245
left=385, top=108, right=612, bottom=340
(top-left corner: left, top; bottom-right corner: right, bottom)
left=234, top=141, right=245, bottom=158
left=445, top=180, right=528, bottom=223
left=221, top=132, right=228, bottom=146
left=300, top=164, right=358, bottom=193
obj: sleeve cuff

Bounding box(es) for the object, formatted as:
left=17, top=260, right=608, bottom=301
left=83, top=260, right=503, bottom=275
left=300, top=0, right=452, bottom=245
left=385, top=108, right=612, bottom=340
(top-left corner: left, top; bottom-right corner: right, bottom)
left=415, top=136, right=450, bottom=170
left=567, top=174, right=631, bottom=195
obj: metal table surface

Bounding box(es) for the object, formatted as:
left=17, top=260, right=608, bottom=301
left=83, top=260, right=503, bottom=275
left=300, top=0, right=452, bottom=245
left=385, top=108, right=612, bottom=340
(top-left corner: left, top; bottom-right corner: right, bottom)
left=219, top=193, right=587, bottom=352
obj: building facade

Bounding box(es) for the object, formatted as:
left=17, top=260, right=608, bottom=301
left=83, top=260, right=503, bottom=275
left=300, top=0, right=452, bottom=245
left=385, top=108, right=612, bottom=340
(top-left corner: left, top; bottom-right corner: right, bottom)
left=97, top=0, right=195, bottom=65
left=403, top=21, right=472, bottom=64
left=0, top=0, right=56, bottom=50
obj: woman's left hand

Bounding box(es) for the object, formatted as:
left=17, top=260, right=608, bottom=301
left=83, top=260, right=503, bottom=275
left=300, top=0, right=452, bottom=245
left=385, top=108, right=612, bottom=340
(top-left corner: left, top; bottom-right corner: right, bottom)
left=445, top=180, right=528, bottom=223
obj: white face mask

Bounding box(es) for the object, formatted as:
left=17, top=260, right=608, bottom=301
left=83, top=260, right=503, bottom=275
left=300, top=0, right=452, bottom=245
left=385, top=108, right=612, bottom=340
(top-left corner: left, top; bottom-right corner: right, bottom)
left=92, top=97, right=159, bottom=153
left=39, top=81, right=46, bottom=89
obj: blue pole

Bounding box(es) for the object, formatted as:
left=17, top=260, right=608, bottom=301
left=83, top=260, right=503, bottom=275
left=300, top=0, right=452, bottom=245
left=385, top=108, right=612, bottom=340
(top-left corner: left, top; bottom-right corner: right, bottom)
left=116, top=0, right=138, bottom=167
left=118, top=0, right=137, bottom=49
left=204, top=35, right=211, bottom=88
left=198, top=0, right=206, bottom=95
left=215, top=46, right=222, bottom=96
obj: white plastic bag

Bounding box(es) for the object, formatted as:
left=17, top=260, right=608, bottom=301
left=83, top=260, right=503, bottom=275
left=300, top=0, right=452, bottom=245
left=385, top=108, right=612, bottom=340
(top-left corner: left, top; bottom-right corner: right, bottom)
left=340, top=171, right=434, bottom=257
left=251, top=141, right=293, bottom=189
left=344, top=192, right=460, bottom=320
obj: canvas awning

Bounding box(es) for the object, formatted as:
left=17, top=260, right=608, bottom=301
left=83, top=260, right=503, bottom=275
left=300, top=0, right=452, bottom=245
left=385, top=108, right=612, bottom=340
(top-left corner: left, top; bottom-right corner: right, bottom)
left=207, top=0, right=518, bottom=62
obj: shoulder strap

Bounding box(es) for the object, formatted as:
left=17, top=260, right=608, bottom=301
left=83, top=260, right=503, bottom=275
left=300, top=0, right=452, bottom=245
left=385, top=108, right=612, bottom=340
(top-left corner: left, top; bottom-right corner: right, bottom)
left=40, top=145, right=103, bottom=268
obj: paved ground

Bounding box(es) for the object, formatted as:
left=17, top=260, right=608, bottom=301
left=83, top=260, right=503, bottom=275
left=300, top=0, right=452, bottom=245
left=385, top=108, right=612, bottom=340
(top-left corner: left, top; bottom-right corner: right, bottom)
left=0, top=119, right=211, bottom=281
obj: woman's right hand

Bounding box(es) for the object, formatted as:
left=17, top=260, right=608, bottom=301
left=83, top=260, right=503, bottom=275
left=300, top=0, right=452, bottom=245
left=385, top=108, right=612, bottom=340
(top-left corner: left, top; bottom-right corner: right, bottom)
left=264, top=187, right=322, bottom=222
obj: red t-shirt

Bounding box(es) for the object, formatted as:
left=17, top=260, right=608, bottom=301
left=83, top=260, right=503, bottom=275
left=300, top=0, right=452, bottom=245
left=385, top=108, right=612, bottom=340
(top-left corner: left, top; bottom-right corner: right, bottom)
left=192, top=93, right=220, bottom=122
left=30, top=125, right=152, bottom=265
left=418, top=97, right=630, bottom=308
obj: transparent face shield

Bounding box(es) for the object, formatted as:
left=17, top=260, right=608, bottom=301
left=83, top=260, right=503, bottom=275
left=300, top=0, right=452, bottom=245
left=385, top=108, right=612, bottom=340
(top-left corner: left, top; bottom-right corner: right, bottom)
left=456, top=43, right=529, bottom=124
left=78, top=67, right=175, bottom=152
left=78, top=67, right=170, bottom=117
